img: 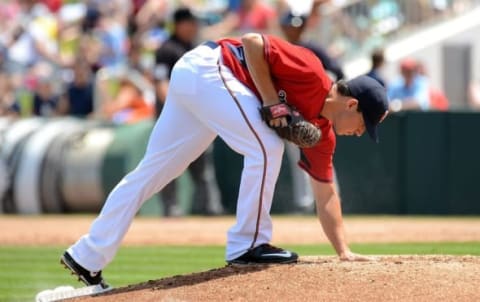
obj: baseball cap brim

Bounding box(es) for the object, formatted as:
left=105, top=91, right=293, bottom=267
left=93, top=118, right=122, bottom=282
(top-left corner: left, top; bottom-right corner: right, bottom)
left=347, top=75, right=388, bottom=143
left=363, top=113, right=379, bottom=143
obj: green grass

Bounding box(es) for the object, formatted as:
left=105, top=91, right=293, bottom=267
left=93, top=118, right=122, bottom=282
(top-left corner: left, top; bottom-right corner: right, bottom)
left=1, top=243, right=480, bottom=302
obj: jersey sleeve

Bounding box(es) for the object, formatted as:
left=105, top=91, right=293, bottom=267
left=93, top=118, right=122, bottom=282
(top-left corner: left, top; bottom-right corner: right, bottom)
left=298, top=118, right=336, bottom=183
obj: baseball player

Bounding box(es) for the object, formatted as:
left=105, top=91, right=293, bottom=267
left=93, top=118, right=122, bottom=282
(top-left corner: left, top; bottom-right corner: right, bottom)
left=61, top=33, right=388, bottom=288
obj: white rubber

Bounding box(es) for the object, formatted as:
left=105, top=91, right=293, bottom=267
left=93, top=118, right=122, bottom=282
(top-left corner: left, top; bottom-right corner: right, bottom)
left=35, top=284, right=112, bottom=302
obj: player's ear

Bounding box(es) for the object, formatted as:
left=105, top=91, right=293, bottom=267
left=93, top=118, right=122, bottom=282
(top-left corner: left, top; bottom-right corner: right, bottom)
left=346, top=98, right=359, bottom=111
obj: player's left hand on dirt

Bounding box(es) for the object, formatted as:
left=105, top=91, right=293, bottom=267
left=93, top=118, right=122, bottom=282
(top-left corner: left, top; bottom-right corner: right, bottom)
left=260, top=103, right=321, bottom=148
left=340, top=250, right=378, bottom=262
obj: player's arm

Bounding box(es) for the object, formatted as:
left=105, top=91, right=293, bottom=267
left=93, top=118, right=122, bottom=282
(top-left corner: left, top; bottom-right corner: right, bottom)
left=241, top=33, right=286, bottom=127
left=310, top=178, right=374, bottom=261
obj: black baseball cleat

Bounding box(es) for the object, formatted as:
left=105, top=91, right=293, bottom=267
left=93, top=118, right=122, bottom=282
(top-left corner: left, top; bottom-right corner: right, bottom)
left=227, top=244, right=298, bottom=265
left=60, top=251, right=108, bottom=289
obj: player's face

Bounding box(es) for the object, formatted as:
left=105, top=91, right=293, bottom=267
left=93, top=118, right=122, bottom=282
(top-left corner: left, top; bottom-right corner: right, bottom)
left=334, top=100, right=366, bottom=137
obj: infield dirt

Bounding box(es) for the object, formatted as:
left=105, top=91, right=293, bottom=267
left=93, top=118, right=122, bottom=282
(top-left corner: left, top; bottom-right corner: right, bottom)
left=68, top=255, right=480, bottom=302
left=3, top=216, right=479, bottom=301
left=1, top=215, right=480, bottom=245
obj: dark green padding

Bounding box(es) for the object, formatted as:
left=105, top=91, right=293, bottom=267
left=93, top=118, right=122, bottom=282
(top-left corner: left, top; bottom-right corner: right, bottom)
left=335, top=114, right=404, bottom=214
left=447, top=112, right=480, bottom=214
left=335, top=111, right=480, bottom=214
left=100, top=112, right=480, bottom=215
left=101, top=120, right=156, bottom=213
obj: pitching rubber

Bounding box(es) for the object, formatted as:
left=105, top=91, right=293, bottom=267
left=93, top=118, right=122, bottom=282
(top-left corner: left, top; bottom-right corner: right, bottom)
left=35, top=284, right=112, bottom=302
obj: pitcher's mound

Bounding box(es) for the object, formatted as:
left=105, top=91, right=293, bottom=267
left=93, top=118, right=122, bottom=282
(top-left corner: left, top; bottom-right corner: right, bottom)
left=72, top=256, right=480, bottom=302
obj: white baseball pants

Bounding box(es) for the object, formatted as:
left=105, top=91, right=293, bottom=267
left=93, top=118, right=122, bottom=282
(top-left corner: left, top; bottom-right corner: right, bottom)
left=68, top=43, right=285, bottom=271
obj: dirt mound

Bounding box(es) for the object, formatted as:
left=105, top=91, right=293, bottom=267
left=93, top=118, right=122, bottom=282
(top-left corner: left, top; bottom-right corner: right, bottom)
left=71, top=256, right=480, bottom=302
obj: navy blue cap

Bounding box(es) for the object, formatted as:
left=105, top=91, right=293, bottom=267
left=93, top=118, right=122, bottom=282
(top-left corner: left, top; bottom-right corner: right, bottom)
left=346, top=75, right=389, bottom=143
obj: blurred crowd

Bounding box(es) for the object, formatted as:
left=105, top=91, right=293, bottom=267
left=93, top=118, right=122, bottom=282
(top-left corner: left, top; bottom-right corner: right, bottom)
left=2, top=0, right=480, bottom=121
left=365, top=51, right=450, bottom=112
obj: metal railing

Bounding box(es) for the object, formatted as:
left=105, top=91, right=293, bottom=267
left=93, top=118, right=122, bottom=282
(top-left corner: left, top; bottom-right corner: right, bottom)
left=309, top=0, right=480, bottom=62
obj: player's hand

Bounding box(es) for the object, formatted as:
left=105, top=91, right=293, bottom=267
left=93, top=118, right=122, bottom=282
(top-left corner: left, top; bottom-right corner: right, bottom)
left=260, top=102, right=290, bottom=128
left=269, top=117, right=288, bottom=128
left=260, top=103, right=321, bottom=147
left=339, top=250, right=378, bottom=262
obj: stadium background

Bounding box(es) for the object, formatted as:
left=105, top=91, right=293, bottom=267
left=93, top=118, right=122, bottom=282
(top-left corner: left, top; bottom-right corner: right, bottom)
left=1, top=1, right=480, bottom=301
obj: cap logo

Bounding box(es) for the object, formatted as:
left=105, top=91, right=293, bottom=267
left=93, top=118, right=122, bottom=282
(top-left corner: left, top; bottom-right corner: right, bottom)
left=379, top=110, right=389, bottom=123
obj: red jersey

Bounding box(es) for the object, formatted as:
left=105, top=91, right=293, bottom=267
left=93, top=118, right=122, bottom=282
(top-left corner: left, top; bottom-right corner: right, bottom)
left=218, top=35, right=336, bottom=183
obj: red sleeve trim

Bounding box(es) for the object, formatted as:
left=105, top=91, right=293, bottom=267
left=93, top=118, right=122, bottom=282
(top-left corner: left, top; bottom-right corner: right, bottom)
left=298, top=161, right=333, bottom=183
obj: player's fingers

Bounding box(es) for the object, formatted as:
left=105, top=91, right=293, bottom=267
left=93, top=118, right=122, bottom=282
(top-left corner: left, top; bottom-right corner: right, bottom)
left=269, top=117, right=288, bottom=128
left=355, top=255, right=378, bottom=262
left=340, top=253, right=378, bottom=262
left=269, top=118, right=281, bottom=128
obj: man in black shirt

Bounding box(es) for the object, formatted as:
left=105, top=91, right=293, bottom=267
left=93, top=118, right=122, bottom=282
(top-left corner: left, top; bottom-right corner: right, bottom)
left=155, top=8, right=199, bottom=117
left=154, top=7, right=222, bottom=216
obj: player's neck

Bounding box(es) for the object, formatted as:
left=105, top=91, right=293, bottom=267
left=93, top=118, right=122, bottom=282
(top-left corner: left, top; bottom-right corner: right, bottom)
left=320, top=100, right=336, bottom=122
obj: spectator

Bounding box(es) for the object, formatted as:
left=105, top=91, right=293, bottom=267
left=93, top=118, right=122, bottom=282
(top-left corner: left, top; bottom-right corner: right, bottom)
left=57, top=59, right=95, bottom=117
left=127, top=39, right=153, bottom=78
left=201, top=0, right=277, bottom=40
left=132, top=0, right=169, bottom=53
left=98, top=77, right=154, bottom=124
left=365, top=48, right=386, bottom=87
left=154, top=7, right=222, bottom=216
left=234, top=0, right=277, bottom=32
left=4, top=1, right=66, bottom=71
left=0, top=73, right=20, bottom=117
left=132, top=0, right=168, bottom=36
left=417, top=60, right=449, bottom=111
left=387, top=58, right=430, bottom=112
left=32, top=77, right=60, bottom=117
left=279, top=10, right=344, bottom=80
left=81, top=4, right=129, bottom=70
left=154, top=7, right=199, bottom=116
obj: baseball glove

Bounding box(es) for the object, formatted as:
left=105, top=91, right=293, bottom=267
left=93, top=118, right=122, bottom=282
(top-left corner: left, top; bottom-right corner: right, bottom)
left=260, top=103, right=321, bottom=148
